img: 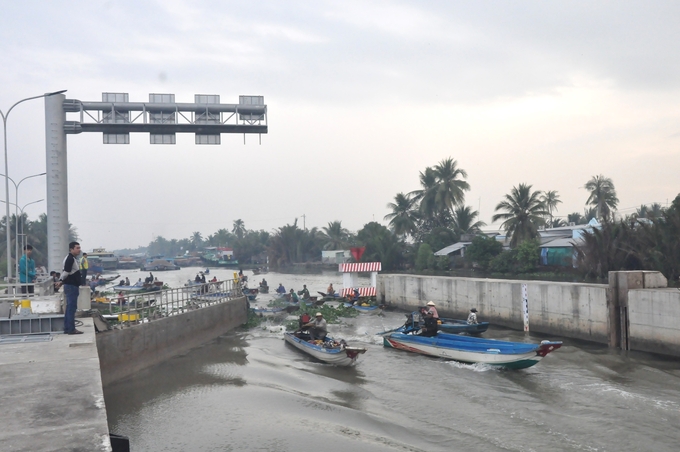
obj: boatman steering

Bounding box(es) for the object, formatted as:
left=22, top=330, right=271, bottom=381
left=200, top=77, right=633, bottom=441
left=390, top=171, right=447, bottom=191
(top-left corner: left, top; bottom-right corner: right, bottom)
left=418, top=310, right=438, bottom=337
left=303, top=312, right=328, bottom=341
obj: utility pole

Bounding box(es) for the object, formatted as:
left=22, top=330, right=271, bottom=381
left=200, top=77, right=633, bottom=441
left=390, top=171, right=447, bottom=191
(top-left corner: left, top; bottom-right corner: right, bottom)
left=302, top=214, right=306, bottom=231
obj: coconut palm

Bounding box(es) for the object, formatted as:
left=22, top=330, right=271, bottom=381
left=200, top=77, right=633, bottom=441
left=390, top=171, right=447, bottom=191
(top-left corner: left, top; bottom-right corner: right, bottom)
left=584, top=175, right=619, bottom=220
left=492, top=183, right=549, bottom=248
left=540, top=190, right=562, bottom=223
left=384, top=193, right=419, bottom=237
left=320, top=221, right=350, bottom=250
left=432, top=158, right=470, bottom=212
left=191, top=231, right=203, bottom=249
left=232, top=219, right=246, bottom=239
left=452, top=205, right=486, bottom=236
left=409, top=167, right=438, bottom=220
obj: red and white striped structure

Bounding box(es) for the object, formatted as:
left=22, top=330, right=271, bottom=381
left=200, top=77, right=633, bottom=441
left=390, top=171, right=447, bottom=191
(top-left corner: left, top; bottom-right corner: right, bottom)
left=339, top=261, right=381, bottom=298
left=341, top=287, right=376, bottom=297
left=339, top=262, right=381, bottom=273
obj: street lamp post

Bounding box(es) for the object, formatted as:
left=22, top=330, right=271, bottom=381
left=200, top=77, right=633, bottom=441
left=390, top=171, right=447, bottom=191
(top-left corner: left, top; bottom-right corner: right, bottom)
left=0, top=198, right=44, bottom=293
left=0, top=173, right=47, bottom=277
left=0, top=173, right=47, bottom=286
left=0, top=90, right=66, bottom=283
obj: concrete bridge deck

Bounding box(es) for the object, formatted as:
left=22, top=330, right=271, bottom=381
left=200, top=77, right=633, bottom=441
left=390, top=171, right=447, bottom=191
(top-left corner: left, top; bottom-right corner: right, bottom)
left=0, top=318, right=112, bottom=452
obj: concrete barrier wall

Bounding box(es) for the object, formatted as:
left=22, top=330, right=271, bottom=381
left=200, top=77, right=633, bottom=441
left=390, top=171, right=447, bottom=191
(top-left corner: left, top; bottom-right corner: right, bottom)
left=629, top=288, right=680, bottom=356
left=379, top=274, right=609, bottom=343
left=96, top=297, right=248, bottom=386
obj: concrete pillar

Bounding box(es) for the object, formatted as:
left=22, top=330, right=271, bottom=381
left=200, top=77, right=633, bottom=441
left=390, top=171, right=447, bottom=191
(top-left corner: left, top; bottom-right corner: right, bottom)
left=77, top=286, right=91, bottom=310
left=44, top=94, right=68, bottom=273
left=607, top=271, right=668, bottom=350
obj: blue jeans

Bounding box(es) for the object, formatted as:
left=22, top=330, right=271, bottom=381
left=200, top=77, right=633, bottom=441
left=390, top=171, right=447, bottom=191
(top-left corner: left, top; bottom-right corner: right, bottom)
left=63, top=284, right=79, bottom=333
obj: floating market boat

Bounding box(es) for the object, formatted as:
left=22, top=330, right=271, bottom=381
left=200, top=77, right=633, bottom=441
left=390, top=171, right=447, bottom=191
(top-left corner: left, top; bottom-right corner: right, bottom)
left=250, top=306, right=287, bottom=316
left=243, top=288, right=258, bottom=301
left=438, top=318, right=489, bottom=335
left=343, top=302, right=382, bottom=315
left=284, top=331, right=367, bottom=366
left=113, top=282, right=161, bottom=293
left=393, top=311, right=488, bottom=335
left=381, top=330, right=562, bottom=369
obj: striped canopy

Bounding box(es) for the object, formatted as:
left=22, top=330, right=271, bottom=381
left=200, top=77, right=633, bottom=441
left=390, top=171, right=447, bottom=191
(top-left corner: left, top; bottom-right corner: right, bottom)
left=339, top=262, right=382, bottom=273
left=341, top=287, right=376, bottom=297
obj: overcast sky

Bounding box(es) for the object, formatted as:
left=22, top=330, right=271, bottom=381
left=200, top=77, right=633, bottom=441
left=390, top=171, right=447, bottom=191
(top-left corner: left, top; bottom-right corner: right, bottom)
left=1, top=1, right=679, bottom=251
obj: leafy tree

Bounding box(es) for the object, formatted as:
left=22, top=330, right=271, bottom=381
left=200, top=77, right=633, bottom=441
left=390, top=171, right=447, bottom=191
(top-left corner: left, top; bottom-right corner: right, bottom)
left=415, top=243, right=435, bottom=271
left=488, top=250, right=516, bottom=273
left=584, top=175, right=619, bottom=220
left=492, top=183, right=548, bottom=248
left=384, top=193, right=419, bottom=237
left=421, top=227, right=458, bottom=254
left=575, top=219, right=641, bottom=279
left=267, top=220, right=322, bottom=265
left=567, top=212, right=586, bottom=225
left=465, top=235, right=503, bottom=271
left=515, top=239, right=541, bottom=273
left=356, top=222, right=405, bottom=270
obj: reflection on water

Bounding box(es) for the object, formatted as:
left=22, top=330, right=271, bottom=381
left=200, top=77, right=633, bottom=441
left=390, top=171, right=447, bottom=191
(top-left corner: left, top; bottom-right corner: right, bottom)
left=103, top=268, right=680, bottom=452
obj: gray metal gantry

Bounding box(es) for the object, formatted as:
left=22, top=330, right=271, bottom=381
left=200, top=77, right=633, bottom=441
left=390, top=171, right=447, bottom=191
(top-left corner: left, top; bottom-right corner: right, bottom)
left=44, top=92, right=267, bottom=272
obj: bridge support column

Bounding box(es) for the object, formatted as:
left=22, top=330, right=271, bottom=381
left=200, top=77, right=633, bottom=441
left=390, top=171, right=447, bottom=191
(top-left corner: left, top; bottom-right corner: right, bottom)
left=45, top=94, right=69, bottom=272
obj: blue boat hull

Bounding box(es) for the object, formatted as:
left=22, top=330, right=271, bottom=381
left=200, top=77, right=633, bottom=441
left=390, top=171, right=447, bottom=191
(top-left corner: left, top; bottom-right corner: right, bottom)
left=381, top=330, right=562, bottom=369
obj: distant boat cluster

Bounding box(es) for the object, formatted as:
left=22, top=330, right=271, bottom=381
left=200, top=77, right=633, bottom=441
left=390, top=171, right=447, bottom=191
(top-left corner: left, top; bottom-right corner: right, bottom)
left=87, top=247, right=238, bottom=273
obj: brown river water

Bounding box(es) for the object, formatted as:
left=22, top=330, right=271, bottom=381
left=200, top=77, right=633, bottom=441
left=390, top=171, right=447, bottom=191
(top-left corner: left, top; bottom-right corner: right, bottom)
left=103, top=268, right=680, bottom=451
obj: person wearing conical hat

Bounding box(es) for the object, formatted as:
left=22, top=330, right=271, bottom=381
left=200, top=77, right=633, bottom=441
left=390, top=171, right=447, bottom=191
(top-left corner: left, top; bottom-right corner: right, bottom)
left=426, top=301, right=439, bottom=319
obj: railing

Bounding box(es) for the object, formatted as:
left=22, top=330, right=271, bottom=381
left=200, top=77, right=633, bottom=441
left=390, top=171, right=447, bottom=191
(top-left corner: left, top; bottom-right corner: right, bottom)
left=0, top=276, right=55, bottom=299
left=97, top=279, right=243, bottom=326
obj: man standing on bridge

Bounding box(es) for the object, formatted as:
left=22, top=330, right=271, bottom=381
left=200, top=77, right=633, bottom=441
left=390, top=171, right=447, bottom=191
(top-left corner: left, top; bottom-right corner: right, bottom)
left=56, top=242, right=83, bottom=335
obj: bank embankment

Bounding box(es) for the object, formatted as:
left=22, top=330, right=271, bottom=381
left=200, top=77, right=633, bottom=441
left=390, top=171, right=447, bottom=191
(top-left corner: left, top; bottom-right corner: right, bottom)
left=378, top=271, right=680, bottom=356
left=97, top=296, right=248, bottom=385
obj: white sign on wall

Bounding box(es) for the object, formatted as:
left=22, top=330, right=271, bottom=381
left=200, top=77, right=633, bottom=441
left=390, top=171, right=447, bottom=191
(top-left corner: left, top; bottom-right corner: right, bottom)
left=522, top=283, right=529, bottom=332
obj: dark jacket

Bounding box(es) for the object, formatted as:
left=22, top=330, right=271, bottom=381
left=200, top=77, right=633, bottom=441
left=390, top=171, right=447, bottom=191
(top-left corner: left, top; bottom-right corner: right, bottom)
left=61, top=254, right=81, bottom=286
left=419, top=316, right=439, bottom=337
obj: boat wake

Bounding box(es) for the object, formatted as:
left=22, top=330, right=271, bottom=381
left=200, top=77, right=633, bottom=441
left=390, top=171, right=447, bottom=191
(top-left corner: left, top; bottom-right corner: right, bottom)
left=442, top=360, right=501, bottom=373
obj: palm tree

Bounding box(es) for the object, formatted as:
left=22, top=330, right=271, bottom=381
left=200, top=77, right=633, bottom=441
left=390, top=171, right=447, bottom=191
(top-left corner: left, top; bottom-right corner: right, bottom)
left=452, top=205, right=486, bottom=236
left=232, top=219, right=246, bottom=239
left=384, top=193, right=419, bottom=237
left=432, top=158, right=470, bottom=213
left=320, top=221, right=350, bottom=250
left=191, top=231, right=203, bottom=249
left=540, top=190, right=562, bottom=223
left=549, top=218, right=567, bottom=228
left=635, top=205, right=649, bottom=219
left=492, top=183, right=549, bottom=248
left=584, top=175, right=619, bottom=220
left=584, top=207, right=598, bottom=223
left=409, top=167, right=438, bottom=220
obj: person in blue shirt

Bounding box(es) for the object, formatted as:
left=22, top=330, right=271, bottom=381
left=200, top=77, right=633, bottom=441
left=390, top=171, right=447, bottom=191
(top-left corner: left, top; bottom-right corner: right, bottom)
left=19, top=244, right=36, bottom=294
left=276, top=283, right=286, bottom=294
